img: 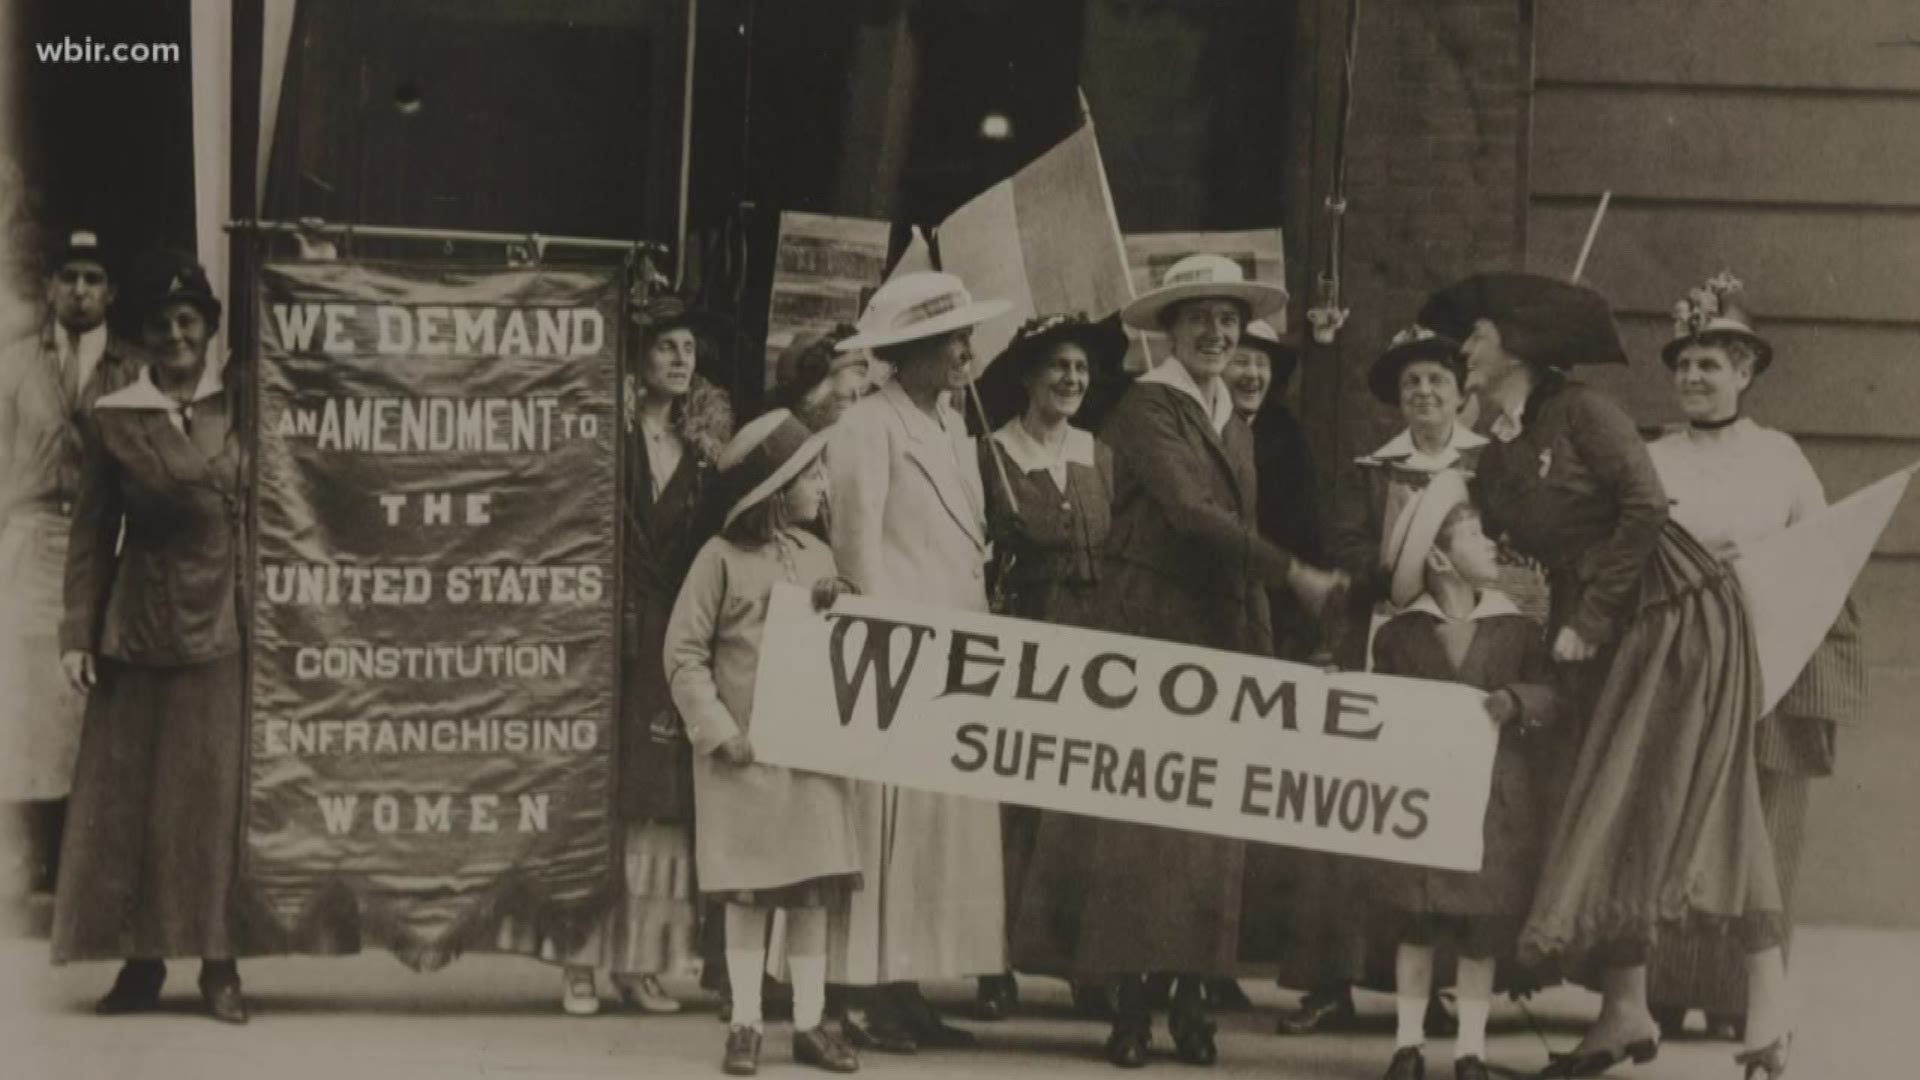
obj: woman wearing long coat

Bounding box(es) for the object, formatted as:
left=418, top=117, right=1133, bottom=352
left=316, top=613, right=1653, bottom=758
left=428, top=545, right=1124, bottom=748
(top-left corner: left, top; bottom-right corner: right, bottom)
left=1420, top=272, right=1791, bottom=1079
left=54, top=253, right=250, bottom=1023
left=1013, top=255, right=1340, bottom=1069
left=823, top=270, right=1010, bottom=1051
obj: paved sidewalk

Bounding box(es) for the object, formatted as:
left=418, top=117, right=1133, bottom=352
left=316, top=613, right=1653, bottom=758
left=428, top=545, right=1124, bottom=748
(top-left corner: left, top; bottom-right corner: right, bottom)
left=0, top=925, right=1905, bottom=1078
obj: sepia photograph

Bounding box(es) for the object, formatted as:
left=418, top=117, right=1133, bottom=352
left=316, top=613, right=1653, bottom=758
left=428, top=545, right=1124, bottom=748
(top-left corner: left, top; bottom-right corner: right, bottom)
left=1, top=1, right=1914, bottom=1077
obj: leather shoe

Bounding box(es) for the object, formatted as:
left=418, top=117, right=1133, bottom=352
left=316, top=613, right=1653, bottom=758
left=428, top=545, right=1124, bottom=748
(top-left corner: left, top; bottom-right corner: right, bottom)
left=975, top=974, right=1016, bottom=1021
left=1383, top=1046, right=1425, bottom=1080
left=842, top=1017, right=917, bottom=1055
left=200, top=980, right=249, bottom=1025
left=1169, top=1007, right=1218, bottom=1066
left=96, top=961, right=166, bottom=1016
left=1104, top=1025, right=1149, bottom=1069
left=1277, top=986, right=1356, bottom=1036
left=794, top=1025, right=860, bottom=1073
left=1533, top=1037, right=1658, bottom=1079
left=1454, top=1054, right=1491, bottom=1080
left=723, top=1025, right=762, bottom=1076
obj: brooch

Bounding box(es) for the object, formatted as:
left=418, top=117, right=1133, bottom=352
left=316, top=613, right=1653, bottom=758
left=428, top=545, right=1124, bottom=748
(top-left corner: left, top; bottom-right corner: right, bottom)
left=1536, top=448, right=1553, bottom=479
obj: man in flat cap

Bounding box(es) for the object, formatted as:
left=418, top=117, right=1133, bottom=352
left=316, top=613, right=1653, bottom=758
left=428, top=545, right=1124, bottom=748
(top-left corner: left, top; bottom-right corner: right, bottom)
left=0, top=229, right=139, bottom=922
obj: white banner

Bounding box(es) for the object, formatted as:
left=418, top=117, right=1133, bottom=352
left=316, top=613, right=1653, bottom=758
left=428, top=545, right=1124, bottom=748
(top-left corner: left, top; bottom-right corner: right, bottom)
left=1733, top=460, right=1916, bottom=713
left=751, top=586, right=1499, bottom=871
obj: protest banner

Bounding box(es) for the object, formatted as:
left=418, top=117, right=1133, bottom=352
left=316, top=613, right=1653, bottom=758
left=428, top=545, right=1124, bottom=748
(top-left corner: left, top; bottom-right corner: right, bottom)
left=928, top=118, right=1134, bottom=372
left=1122, top=228, right=1288, bottom=371
left=247, top=261, right=619, bottom=967
left=751, top=586, right=1499, bottom=871
left=1734, top=460, right=1918, bottom=713
left=765, top=211, right=893, bottom=389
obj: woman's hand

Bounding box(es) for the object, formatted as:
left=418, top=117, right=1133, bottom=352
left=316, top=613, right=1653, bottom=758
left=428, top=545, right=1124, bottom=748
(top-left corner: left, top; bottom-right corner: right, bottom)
left=1551, top=627, right=1597, bottom=663
left=716, top=735, right=755, bottom=767
left=61, top=650, right=96, bottom=693
left=811, top=576, right=857, bottom=612
left=1287, top=564, right=1349, bottom=617
left=1483, top=689, right=1519, bottom=728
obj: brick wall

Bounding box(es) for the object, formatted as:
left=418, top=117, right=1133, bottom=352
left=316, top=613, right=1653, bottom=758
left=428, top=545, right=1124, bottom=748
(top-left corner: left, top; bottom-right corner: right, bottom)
left=1310, top=0, right=1530, bottom=467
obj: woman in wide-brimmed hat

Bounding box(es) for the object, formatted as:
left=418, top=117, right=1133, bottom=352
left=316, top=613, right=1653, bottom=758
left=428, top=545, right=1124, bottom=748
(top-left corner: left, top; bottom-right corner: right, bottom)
left=823, top=270, right=1010, bottom=1052
left=53, top=251, right=250, bottom=1023
left=1640, top=275, right=1862, bottom=1054
left=967, top=312, right=1123, bottom=1021
left=1022, top=254, right=1343, bottom=1069
left=1419, top=271, right=1791, bottom=1079
left=664, top=409, right=863, bottom=1076
left=551, top=294, right=735, bottom=1018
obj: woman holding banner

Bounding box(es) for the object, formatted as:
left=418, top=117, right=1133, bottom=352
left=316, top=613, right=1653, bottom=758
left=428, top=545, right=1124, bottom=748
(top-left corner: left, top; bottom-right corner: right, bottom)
left=1013, top=255, right=1343, bottom=1069
left=972, top=312, right=1123, bottom=1020
left=1419, top=272, right=1792, bottom=1080
left=1642, top=275, right=1864, bottom=1046
left=556, top=295, right=733, bottom=1017
left=53, top=253, right=249, bottom=1023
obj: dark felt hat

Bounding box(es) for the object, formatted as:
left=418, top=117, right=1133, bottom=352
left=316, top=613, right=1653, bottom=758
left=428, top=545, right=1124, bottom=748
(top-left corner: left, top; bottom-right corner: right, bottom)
left=1368, top=326, right=1464, bottom=404
left=49, top=228, right=114, bottom=277
left=976, top=312, right=1127, bottom=430
left=1418, top=272, right=1628, bottom=369
left=716, top=408, right=830, bottom=529
left=116, top=249, right=221, bottom=334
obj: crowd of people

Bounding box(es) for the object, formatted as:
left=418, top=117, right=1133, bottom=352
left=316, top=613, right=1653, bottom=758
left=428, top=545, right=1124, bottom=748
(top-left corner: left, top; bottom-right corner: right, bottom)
left=0, top=229, right=1867, bottom=1080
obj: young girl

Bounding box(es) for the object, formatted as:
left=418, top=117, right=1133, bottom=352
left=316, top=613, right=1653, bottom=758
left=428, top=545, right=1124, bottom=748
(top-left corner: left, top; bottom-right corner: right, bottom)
left=663, top=409, right=863, bottom=1076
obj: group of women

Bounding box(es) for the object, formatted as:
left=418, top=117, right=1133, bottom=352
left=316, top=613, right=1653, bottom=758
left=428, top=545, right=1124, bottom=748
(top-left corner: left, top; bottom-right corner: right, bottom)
left=36, top=244, right=1858, bottom=1080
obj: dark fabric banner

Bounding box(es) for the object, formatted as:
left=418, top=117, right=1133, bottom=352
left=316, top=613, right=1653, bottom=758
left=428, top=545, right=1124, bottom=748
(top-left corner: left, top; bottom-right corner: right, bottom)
left=246, top=261, right=619, bottom=968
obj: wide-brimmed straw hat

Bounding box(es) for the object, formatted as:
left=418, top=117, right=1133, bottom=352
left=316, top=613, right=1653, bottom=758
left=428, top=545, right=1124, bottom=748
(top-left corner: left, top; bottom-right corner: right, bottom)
left=1661, top=271, right=1772, bottom=374
left=1418, top=272, right=1627, bottom=369
left=1383, top=469, right=1472, bottom=608
left=975, top=312, right=1127, bottom=429
left=1368, top=326, right=1464, bottom=404
left=1240, top=319, right=1301, bottom=385
left=837, top=270, right=1010, bottom=352
left=1120, top=253, right=1289, bottom=331
left=717, top=408, right=832, bottom=529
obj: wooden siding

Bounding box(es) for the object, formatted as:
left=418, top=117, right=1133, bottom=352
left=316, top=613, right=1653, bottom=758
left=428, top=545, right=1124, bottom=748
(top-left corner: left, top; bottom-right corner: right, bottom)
left=1532, top=3, right=1920, bottom=928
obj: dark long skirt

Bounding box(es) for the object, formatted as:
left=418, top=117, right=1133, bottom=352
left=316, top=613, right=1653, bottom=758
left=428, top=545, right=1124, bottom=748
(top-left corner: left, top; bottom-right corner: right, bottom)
left=1518, top=524, right=1779, bottom=967
left=52, top=654, right=244, bottom=962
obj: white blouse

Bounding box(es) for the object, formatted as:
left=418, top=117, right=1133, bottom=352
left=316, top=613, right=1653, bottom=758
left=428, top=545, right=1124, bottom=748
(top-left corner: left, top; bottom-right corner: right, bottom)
left=1647, top=418, right=1826, bottom=559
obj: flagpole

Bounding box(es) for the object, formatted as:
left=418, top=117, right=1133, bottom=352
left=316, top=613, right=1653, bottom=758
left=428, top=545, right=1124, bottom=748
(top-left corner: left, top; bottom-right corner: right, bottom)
left=1570, top=190, right=1612, bottom=283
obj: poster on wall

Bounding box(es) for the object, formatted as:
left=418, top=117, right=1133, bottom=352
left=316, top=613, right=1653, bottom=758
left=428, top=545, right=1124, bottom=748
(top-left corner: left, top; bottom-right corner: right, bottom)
left=247, top=260, right=619, bottom=968
left=1122, top=228, right=1288, bottom=371
left=765, top=212, right=893, bottom=390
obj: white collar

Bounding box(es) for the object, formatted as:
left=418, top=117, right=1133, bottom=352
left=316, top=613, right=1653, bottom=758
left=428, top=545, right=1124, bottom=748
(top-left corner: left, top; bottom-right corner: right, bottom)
left=1138, top=358, right=1234, bottom=434
left=1357, top=424, right=1488, bottom=467
left=992, top=420, right=1095, bottom=475
left=1404, top=588, right=1520, bottom=622
left=96, top=359, right=224, bottom=411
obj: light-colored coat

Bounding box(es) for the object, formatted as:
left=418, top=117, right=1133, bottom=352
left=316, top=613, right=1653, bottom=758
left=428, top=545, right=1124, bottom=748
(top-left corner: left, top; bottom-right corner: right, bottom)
left=664, top=530, right=862, bottom=894
left=823, top=380, right=1005, bottom=983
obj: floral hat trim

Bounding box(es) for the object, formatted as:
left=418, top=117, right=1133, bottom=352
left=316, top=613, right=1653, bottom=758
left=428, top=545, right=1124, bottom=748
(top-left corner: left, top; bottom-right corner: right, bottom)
left=1671, top=271, right=1749, bottom=338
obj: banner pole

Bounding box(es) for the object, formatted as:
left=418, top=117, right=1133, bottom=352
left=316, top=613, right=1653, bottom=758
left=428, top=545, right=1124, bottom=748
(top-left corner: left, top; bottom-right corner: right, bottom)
left=227, top=219, right=666, bottom=257
left=1570, top=190, right=1612, bottom=283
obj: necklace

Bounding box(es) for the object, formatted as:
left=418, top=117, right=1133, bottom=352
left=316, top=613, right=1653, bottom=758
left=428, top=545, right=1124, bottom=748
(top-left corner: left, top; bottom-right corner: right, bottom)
left=1689, top=414, right=1740, bottom=432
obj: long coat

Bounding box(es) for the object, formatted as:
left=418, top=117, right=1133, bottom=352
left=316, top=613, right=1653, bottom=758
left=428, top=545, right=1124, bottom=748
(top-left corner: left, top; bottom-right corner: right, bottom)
left=664, top=531, right=862, bottom=895
left=1014, top=374, right=1292, bottom=977
left=54, top=363, right=248, bottom=961
left=0, top=326, right=137, bottom=798
left=823, top=380, right=1005, bottom=983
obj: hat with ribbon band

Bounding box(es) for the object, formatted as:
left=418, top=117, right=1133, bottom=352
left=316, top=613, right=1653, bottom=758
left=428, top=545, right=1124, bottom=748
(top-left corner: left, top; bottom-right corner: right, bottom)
left=837, top=271, right=1011, bottom=352
left=717, top=408, right=832, bottom=529
left=1382, top=468, right=1473, bottom=608
left=1120, top=253, right=1289, bottom=331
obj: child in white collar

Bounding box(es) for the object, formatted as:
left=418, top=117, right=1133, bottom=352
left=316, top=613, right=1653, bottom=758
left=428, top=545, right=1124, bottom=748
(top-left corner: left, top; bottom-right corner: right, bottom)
left=1371, top=471, right=1561, bottom=1080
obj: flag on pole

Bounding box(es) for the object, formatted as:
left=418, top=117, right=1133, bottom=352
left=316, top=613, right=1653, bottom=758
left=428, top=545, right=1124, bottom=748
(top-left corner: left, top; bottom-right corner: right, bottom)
left=922, top=118, right=1134, bottom=373
left=1733, top=461, right=1918, bottom=713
